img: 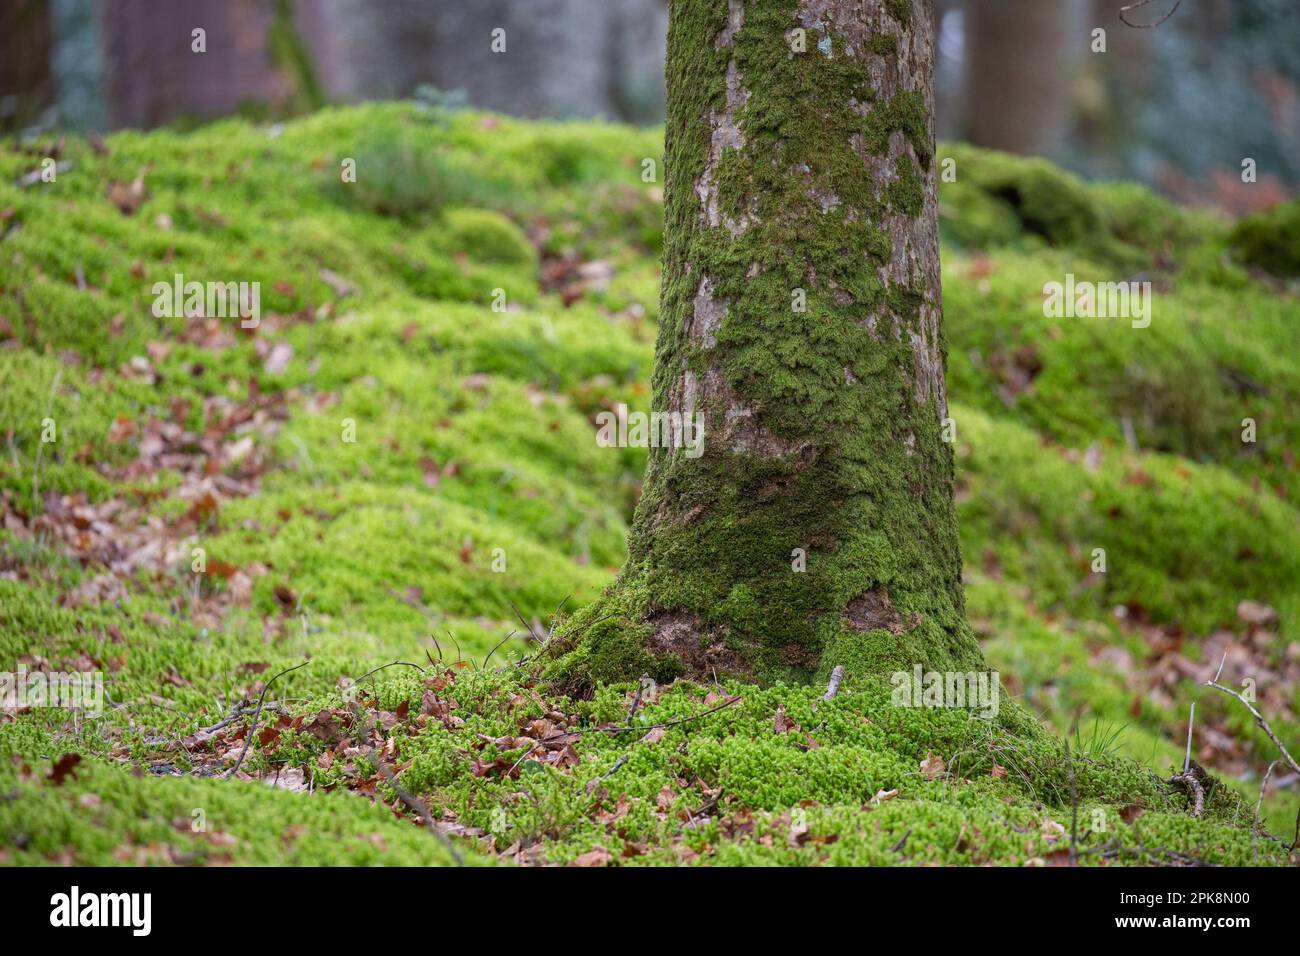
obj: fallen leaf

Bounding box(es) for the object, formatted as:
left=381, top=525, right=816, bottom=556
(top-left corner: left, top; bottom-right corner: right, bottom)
left=48, top=753, right=82, bottom=786
left=263, top=342, right=293, bottom=375
left=1237, top=600, right=1277, bottom=626
left=773, top=705, right=800, bottom=735
left=319, top=268, right=357, bottom=298
left=919, top=751, right=946, bottom=780
left=573, top=846, right=611, bottom=867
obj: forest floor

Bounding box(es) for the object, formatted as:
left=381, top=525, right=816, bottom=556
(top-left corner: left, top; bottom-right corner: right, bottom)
left=1, top=101, right=1298, bottom=865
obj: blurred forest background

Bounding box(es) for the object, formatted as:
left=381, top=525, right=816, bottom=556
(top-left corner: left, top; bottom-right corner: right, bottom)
left=2, top=0, right=1297, bottom=215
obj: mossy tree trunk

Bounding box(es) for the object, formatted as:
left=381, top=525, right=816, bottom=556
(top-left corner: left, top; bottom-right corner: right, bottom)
left=548, top=0, right=985, bottom=690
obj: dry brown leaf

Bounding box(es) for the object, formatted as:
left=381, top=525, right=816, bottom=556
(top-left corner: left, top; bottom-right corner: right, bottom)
left=573, top=846, right=612, bottom=867
left=773, top=705, right=800, bottom=735
left=919, top=751, right=946, bottom=780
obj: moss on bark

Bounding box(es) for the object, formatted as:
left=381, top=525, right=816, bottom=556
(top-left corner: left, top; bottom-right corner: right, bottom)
left=546, top=0, right=986, bottom=691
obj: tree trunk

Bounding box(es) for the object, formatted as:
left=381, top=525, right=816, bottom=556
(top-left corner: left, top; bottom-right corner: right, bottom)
left=963, top=0, right=1082, bottom=156
left=548, top=0, right=984, bottom=690
left=95, top=0, right=321, bottom=130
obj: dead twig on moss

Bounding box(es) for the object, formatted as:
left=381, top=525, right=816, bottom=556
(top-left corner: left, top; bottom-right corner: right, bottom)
left=1203, top=651, right=1299, bottom=778
left=540, top=694, right=743, bottom=745
left=823, top=665, right=845, bottom=702
left=225, top=659, right=310, bottom=778
left=481, top=630, right=517, bottom=669
left=1119, top=0, right=1182, bottom=28
left=1065, top=716, right=1080, bottom=867
left=625, top=673, right=651, bottom=723
left=343, top=694, right=465, bottom=866
left=1252, top=759, right=1281, bottom=860
left=354, top=660, right=426, bottom=685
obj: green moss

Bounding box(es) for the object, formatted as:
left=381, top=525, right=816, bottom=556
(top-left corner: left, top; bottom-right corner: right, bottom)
left=1, top=95, right=1296, bottom=867
left=0, top=756, right=475, bottom=866
left=885, top=0, right=913, bottom=28
left=1230, top=199, right=1300, bottom=277
left=436, top=208, right=536, bottom=266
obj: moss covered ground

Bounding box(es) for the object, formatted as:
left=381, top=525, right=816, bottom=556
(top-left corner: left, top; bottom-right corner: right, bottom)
left=0, top=102, right=1297, bottom=865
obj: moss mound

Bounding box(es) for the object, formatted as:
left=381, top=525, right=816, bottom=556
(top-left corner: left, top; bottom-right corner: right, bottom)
left=1230, top=199, right=1300, bottom=278
left=0, top=103, right=1297, bottom=865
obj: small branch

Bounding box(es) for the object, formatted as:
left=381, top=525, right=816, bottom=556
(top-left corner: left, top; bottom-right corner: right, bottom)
left=1064, top=733, right=1079, bottom=867
left=354, top=660, right=426, bottom=685
left=345, top=697, right=464, bottom=866
left=16, top=161, right=72, bottom=188
left=539, top=694, right=743, bottom=744
left=225, top=660, right=310, bottom=778
left=592, top=753, right=630, bottom=790
left=481, top=631, right=517, bottom=669
left=505, top=740, right=542, bottom=777
left=1252, top=759, right=1280, bottom=861
left=823, top=665, right=844, bottom=702
left=1167, top=768, right=1206, bottom=818
left=1202, top=679, right=1299, bottom=777
left=508, top=601, right=543, bottom=644
left=625, top=673, right=651, bottom=723
left=891, top=827, right=912, bottom=854
left=1119, top=0, right=1183, bottom=28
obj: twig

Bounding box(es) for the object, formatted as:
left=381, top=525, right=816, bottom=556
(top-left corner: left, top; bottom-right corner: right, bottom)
left=538, top=694, right=743, bottom=745
left=1203, top=652, right=1299, bottom=777
left=513, top=598, right=606, bottom=672
left=891, top=827, right=912, bottom=854
left=1167, top=767, right=1206, bottom=818
left=1119, top=0, right=1182, bottom=28
left=1252, top=759, right=1280, bottom=860
left=225, top=660, right=310, bottom=778
left=592, top=753, right=630, bottom=789
left=510, top=594, right=572, bottom=661
left=823, top=665, right=844, bottom=702
left=481, top=631, right=517, bottom=669
left=505, top=741, right=543, bottom=778
left=354, top=660, right=426, bottom=685
left=144, top=703, right=256, bottom=746
left=1064, top=730, right=1079, bottom=867
left=344, top=696, right=464, bottom=866
left=16, top=161, right=72, bottom=187
left=625, top=673, right=650, bottom=723
left=508, top=601, right=543, bottom=644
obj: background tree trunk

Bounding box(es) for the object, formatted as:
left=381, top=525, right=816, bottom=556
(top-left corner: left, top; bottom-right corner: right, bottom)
left=0, top=0, right=54, bottom=134
left=963, top=0, right=1082, bottom=156
left=320, top=0, right=666, bottom=122
left=95, top=0, right=322, bottom=129
left=548, top=0, right=985, bottom=690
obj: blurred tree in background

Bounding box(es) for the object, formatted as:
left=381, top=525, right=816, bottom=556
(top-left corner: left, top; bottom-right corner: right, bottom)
left=1, top=0, right=1295, bottom=210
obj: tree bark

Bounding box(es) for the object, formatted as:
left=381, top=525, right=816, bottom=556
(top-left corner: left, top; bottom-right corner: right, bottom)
left=548, top=0, right=984, bottom=690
